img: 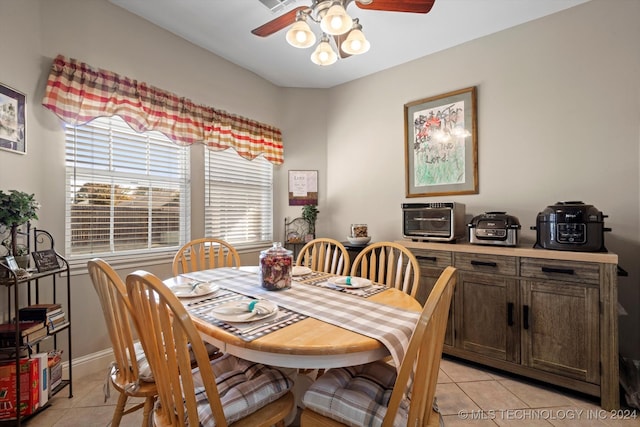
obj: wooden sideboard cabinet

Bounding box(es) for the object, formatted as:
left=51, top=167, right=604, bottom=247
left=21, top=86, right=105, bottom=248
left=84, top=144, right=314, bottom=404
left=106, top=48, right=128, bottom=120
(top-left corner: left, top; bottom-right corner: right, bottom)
left=398, top=240, right=619, bottom=410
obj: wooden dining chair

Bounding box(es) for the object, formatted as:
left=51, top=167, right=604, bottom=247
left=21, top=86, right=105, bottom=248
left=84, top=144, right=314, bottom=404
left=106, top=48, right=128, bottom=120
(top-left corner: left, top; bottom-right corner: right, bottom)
left=300, top=266, right=457, bottom=427
left=87, top=259, right=157, bottom=427
left=296, top=238, right=351, bottom=275
left=350, top=241, right=422, bottom=299
left=125, top=269, right=295, bottom=427
left=172, top=237, right=241, bottom=276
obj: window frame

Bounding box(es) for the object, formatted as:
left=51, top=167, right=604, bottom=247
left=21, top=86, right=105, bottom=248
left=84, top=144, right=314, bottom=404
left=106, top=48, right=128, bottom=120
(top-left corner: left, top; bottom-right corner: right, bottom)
left=64, top=116, right=191, bottom=270
left=204, top=147, right=274, bottom=250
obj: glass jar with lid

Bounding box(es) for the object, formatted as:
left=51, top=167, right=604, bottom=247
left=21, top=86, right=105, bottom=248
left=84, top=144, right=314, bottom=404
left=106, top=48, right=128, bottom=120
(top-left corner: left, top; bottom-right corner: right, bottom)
left=351, top=224, right=368, bottom=237
left=259, top=242, right=292, bottom=290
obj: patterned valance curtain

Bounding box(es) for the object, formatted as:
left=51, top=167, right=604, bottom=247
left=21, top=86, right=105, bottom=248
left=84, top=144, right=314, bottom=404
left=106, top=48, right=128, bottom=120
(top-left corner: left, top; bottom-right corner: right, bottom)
left=42, top=54, right=284, bottom=164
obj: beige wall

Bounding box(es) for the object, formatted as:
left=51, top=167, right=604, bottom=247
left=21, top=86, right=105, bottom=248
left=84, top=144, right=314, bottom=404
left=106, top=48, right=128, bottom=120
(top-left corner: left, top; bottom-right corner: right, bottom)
left=323, top=0, right=640, bottom=358
left=0, top=0, right=638, bottom=362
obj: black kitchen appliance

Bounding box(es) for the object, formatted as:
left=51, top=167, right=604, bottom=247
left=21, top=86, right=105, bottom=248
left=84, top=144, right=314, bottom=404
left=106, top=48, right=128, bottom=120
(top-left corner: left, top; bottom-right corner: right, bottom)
left=532, top=201, right=610, bottom=252
left=402, top=202, right=466, bottom=242
left=468, top=211, right=521, bottom=246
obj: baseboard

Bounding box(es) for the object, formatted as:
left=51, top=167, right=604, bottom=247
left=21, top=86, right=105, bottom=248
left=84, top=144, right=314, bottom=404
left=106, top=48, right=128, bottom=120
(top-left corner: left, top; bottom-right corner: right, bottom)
left=62, top=348, right=114, bottom=381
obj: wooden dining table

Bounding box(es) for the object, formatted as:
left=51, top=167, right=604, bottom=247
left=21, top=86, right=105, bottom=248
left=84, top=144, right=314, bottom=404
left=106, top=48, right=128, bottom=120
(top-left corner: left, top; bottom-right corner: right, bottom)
left=163, top=267, right=421, bottom=370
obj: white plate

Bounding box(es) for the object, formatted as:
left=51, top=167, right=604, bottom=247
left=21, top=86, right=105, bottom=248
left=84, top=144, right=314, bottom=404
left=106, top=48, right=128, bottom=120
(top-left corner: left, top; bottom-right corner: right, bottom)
left=171, top=282, right=219, bottom=298
left=210, top=300, right=279, bottom=323
left=292, top=266, right=312, bottom=276
left=327, top=276, right=372, bottom=289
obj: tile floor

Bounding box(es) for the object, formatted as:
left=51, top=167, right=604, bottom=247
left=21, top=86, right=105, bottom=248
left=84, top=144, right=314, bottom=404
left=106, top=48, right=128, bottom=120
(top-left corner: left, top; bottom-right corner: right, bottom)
left=22, top=356, right=639, bottom=426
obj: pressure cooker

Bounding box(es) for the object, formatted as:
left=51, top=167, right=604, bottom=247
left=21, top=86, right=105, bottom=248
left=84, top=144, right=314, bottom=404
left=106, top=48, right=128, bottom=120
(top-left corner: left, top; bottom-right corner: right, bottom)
left=532, top=201, right=610, bottom=252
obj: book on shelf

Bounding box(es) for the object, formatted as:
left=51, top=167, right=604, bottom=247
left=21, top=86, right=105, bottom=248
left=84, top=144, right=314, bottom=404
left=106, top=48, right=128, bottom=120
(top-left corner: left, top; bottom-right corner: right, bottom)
left=0, top=321, right=48, bottom=346
left=0, top=321, right=45, bottom=337
left=46, top=311, right=66, bottom=325
left=32, top=353, right=49, bottom=408
left=46, top=320, right=69, bottom=334
left=18, top=304, right=63, bottom=322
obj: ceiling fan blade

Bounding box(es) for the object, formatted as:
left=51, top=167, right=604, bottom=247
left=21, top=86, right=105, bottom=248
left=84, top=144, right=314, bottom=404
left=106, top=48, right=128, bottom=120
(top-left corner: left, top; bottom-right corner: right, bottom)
left=356, top=0, right=435, bottom=14
left=251, top=6, right=307, bottom=37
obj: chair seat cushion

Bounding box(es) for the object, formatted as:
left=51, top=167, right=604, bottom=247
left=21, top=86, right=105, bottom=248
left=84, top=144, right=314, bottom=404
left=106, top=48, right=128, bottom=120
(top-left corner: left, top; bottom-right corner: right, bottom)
left=191, top=353, right=293, bottom=425
left=302, top=361, right=409, bottom=427
left=134, top=341, right=221, bottom=383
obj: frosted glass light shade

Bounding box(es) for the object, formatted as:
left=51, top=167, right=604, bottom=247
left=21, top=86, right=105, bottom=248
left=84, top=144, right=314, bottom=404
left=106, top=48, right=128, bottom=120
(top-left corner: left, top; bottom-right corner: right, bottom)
left=311, top=39, right=338, bottom=65
left=341, top=28, right=370, bottom=55
left=286, top=20, right=316, bottom=48
left=320, top=3, right=352, bottom=35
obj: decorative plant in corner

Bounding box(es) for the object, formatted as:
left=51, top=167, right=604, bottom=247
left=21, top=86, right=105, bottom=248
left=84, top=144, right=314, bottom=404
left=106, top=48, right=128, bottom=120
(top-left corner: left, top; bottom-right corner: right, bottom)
left=301, top=204, right=319, bottom=238
left=0, top=190, right=39, bottom=266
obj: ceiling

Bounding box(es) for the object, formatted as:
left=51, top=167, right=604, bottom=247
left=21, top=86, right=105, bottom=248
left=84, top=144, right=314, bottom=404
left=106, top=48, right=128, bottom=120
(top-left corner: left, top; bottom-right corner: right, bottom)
left=109, top=0, right=588, bottom=89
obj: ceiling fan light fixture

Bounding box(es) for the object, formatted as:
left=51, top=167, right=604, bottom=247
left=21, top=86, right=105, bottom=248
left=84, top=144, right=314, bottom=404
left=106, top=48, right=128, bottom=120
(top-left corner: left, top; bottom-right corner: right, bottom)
left=311, top=35, right=338, bottom=66
left=320, top=2, right=352, bottom=35
left=341, top=22, right=370, bottom=55
left=286, top=18, right=316, bottom=48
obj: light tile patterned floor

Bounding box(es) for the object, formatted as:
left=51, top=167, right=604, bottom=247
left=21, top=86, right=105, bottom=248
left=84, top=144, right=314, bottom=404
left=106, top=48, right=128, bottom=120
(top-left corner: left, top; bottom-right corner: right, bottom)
left=22, top=357, right=639, bottom=426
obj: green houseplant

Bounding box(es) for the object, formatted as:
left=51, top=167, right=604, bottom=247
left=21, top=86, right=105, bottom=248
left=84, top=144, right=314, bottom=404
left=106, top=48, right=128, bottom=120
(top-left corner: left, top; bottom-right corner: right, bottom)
left=301, top=204, right=319, bottom=238
left=0, top=190, right=39, bottom=267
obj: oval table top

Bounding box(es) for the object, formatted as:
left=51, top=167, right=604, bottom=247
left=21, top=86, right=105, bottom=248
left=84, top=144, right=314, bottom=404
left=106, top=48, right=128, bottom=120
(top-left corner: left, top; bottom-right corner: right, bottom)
left=188, top=286, right=421, bottom=369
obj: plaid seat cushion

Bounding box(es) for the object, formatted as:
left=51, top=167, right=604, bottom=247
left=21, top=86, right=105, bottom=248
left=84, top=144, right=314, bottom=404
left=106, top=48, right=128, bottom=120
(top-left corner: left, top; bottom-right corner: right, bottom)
left=134, top=341, right=221, bottom=383
left=134, top=341, right=155, bottom=382
left=133, top=341, right=221, bottom=383
left=302, top=361, right=409, bottom=427
left=189, top=353, right=293, bottom=426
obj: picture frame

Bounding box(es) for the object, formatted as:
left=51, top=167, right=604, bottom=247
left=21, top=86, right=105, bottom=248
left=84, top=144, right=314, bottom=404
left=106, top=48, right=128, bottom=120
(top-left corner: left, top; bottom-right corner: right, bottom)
left=288, top=170, right=318, bottom=206
left=2, top=256, right=19, bottom=272
left=0, top=83, right=26, bottom=155
left=404, top=86, right=478, bottom=197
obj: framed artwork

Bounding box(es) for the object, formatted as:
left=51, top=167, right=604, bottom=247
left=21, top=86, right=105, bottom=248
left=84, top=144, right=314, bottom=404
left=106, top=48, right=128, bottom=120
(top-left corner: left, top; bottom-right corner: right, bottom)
left=288, top=170, right=318, bottom=206
left=0, top=83, right=26, bottom=155
left=404, top=86, right=478, bottom=197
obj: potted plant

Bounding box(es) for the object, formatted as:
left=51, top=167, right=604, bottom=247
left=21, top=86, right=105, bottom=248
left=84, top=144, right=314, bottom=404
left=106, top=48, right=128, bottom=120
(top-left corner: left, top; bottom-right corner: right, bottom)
left=301, top=204, right=319, bottom=240
left=0, top=190, right=39, bottom=268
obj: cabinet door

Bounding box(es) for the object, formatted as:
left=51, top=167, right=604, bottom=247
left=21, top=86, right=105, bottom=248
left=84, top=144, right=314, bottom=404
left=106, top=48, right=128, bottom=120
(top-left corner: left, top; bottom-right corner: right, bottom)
left=521, top=280, right=600, bottom=384
left=455, top=272, right=519, bottom=363
left=413, top=249, right=454, bottom=346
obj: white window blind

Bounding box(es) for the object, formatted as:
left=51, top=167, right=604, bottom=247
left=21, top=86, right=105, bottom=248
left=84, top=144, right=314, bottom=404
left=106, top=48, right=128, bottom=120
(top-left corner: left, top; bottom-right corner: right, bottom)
left=64, top=116, right=190, bottom=258
left=205, top=148, right=273, bottom=246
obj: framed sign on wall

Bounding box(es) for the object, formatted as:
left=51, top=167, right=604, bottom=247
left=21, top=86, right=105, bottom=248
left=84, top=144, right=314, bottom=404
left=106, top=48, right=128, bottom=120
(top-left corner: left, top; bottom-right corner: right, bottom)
left=288, top=170, right=318, bottom=206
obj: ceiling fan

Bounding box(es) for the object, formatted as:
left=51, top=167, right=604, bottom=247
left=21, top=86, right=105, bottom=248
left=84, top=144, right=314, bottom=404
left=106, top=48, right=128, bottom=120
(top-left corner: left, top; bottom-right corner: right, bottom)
left=252, top=0, right=436, bottom=65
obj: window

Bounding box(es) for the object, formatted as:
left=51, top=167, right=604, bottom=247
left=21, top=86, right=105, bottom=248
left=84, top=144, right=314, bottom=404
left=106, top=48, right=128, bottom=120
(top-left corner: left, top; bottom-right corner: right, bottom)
left=65, top=116, right=190, bottom=259
left=205, top=148, right=273, bottom=247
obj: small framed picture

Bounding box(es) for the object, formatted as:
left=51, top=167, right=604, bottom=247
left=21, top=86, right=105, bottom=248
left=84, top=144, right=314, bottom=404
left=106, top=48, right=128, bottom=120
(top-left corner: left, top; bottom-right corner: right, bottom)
left=288, top=170, right=318, bottom=206
left=0, top=83, right=26, bottom=155
left=2, top=256, right=19, bottom=271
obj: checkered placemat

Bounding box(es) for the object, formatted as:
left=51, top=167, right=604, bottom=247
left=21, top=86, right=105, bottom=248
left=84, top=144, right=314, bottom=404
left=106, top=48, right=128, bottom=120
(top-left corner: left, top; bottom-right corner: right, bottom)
left=296, top=272, right=388, bottom=297
left=184, top=289, right=307, bottom=342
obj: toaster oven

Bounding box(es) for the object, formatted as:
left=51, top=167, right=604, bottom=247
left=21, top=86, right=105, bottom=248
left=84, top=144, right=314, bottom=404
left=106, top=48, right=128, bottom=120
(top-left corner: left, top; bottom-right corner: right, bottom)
left=402, top=202, right=466, bottom=242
